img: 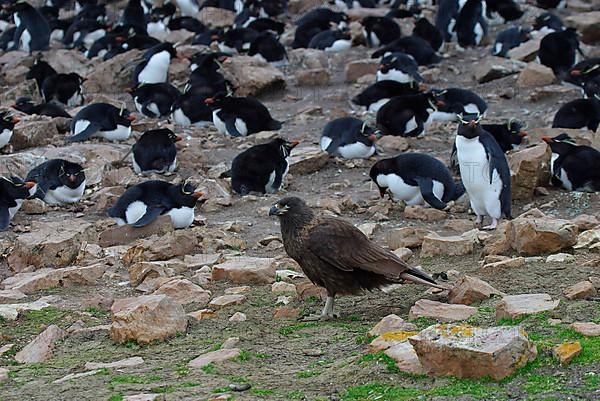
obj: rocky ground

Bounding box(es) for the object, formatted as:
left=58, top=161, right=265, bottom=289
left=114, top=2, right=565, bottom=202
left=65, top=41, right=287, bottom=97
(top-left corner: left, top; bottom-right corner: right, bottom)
left=1, top=1, right=600, bottom=401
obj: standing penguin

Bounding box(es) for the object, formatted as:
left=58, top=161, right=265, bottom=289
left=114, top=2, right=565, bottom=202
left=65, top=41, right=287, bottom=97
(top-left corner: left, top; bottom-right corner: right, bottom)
left=68, top=103, right=136, bottom=142
left=108, top=180, right=204, bottom=228
left=231, top=138, right=299, bottom=195
left=320, top=118, right=379, bottom=159
left=0, top=177, right=37, bottom=230
left=26, top=159, right=86, bottom=205
left=455, top=114, right=511, bottom=229
left=128, top=82, right=180, bottom=118
left=132, top=128, right=181, bottom=175
left=413, top=17, right=443, bottom=52
left=133, top=42, right=177, bottom=85
left=542, top=134, right=600, bottom=192
left=492, top=27, right=530, bottom=57
left=533, top=12, right=564, bottom=35
left=455, top=0, right=487, bottom=47
left=370, top=153, right=465, bottom=210
left=0, top=110, right=19, bottom=149
left=205, top=92, right=282, bottom=137
left=5, top=1, right=50, bottom=52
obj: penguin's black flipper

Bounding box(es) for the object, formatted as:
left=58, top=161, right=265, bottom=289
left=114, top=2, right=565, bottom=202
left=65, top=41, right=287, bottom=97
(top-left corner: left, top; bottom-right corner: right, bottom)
left=0, top=207, right=10, bottom=230
left=141, top=102, right=159, bottom=118
left=480, top=132, right=512, bottom=219
left=225, top=118, right=243, bottom=137
left=132, top=205, right=166, bottom=227
left=414, top=176, right=447, bottom=210
left=67, top=123, right=102, bottom=142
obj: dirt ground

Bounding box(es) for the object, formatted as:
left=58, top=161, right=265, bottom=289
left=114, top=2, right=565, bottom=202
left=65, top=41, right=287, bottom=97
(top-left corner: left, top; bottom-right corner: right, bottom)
left=1, top=2, right=600, bottom=401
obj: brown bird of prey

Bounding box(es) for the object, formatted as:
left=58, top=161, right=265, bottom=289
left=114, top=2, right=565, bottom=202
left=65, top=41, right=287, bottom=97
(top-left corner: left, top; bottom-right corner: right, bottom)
left=269, top=196, right=444, bottom=320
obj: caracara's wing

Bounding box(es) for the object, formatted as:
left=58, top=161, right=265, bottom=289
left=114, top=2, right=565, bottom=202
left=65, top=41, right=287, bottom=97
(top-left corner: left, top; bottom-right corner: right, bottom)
left=306, top=218, right=438, bottom=286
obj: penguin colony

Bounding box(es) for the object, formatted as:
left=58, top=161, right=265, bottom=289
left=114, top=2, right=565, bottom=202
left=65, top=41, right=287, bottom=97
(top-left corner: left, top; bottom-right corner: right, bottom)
left=0, top=0, right=599, bottom=317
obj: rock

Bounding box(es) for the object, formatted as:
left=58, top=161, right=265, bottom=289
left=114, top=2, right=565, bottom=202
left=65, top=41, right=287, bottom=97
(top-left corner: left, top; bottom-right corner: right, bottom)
left=84, top=356, right=145, bottom=371
left=377, top=135, right=409, bottom=152
left=393, top=247, right=413, bottom=262
left=570, top=322, right=600, bottom=336
left=553, top=342, right=582, bottom=364
left=128, top=261, right=173, bottom=289
left=8, top=220, right=94, bottom=271
left=404, top=205, right=447, bottom=222
left=198, top=6, right=236, bottom=28
left=271, top=282, right=296, bottom=293
left=123, top=394, right=164, bottom=401
left=368, top=314, right=418, bottom=336
left=110, top=295, right=187, bottom=344
left=0, top=367, right=8, bottom=383
left=565, top=12, right=600, bottom=44
left=564, top=281, right=597, bottom=300
left=384, top=342, right=425, bottom=375
left=295, top=68, right=330, bottom=86
left=409, top=299, right=477, bottom=322
left=421, top=234, right=474, bottom=258
left=85, top=49, right=143, bottom=93
left=369, top=331, right=420, bottom=353
left=386, top=227, right=432, bottom=249
left=0, top=344, right=14, bottom=356
left=99, top=215, right=174, bottom=247
left=221, top=337, right=240, bottom=349
left=508, top=144, right=551, bottom=200
left=187, top=309, right=215, bottom=320
left=2, top=263, right=107, bottom=294
left=575, top=228, right=600, bottom=249
left=570, top=215, right=599, bottom=232
left=10, top=118, right=60, bottom=151
left=473, top=57, right=525, bottom=83
left=495, top=294, right=559, bottom=321
left=153, top=279, right=211, bottom=305
left=506, top=214, right=578, bottom=255
left=0, top=297, right=55, bottom=320
left=287, top=48, right=328, bottom=69
left=188, top=348, right=241, bottom=368
left=448, top=276, right=504, bottom=305
left=296, top=281, right=326, bottom=300
left=20, top=198, right=48, bottom=215
left=274, top=306, right=300, bottom=319
left=208, top=294, right=246, bottom=310
left=345, top=59, right=379, bottom=82
left=224, top=286, right=251, bottom=294
left=15, top=324, right=66, bottom=363
left=123, top=231, right=199, bottom=265
left=220, top=56, right=285, bottom=96
left=517, top=63, right=555, bottom=88
left=288, top=146, right=329, bottom=175
left=0, top=289, right=26, bottom=303
left=229, top=312, right=246, bottom=322
left=528, top=84, right=582, bottom=102
left=546, top=253, right=575, bottom=263
left=212, top=257, right=277, bottom=284
left=421, top=67, right=440, bottom=83
left=482, top=257, right=526, bottom=270
left=409, top=324, right=537, bottom=380
left=347, top=7, right=389, bottom=20
left=507, top=39, right=542, bottom=61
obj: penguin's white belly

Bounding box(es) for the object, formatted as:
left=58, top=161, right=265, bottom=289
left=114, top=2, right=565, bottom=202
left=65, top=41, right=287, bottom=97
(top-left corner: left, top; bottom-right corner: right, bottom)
left=474, top=23, right=484, bottom=45
left=167, top=206, right=195, bottom=228
left=67, top=90, right=83, bottom=107
left=20, top=29, right=31, bottom=52
left=125, top=201, right=148, bottom=224
left=377, top=70, right=411, bottom=83
left=368, top=98, right=390, bottom=113
left=265, top=160, right=289, bottom=193
left=325, top=39, right=351, bottom=53
left=84, top=29, right=105, bottom=48
left=559, top=168, right=573, bottom=191
left=0, top=128, right=12, bottom=148
left=213, top=110, right=226, bottom=134
left=405, top=116, right=418, bottom=133
left=100, top=125, right=131, bottom=141
left=0, top=20, right=8, bottom=32
left=427, top=111, right=456, bottom=124
left=138, top=51, right=170, bottom=84
left=363, top=29, right=380, bottom=47
left=234, top=118, right=248, bottom=136
left=550, top=152, right=559, bottom=175
left=493, top=42, right=503, bottom=55
left=456, top=136, right=502, bottom=218
left=147, top=22, right=167, bottom=38
left=320, top=136, right=333, bottom=152
left=464, top=103, right=482, bottom=114
left=147, top=102, right=160, bottom=117
left=172, top=108, right=191, bottom=126
left=337, top=142, right=376, bottom=159
left=44, top=181, right=86, bottom=204
left=51, top=29, right=63, bottom=42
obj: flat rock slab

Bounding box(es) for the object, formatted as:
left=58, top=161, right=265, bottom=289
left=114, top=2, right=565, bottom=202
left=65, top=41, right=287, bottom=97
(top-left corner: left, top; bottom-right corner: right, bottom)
left=448, top=276, right=504, bottom=305
left=2, top=263, right=107, bottom=294
left=84, top=356, right=145, bottom=371
left=495, top=294, right=559, bottom=321
left=409, top=324, right=537, bottom=380
left=369, top=331, right=420, bottom=353
left=421, top=234, right=474, bottom=257
left=15, top=324, right=66, bottom=363
left=0, top=297, right=56, bottom=320
left=212, top=257, right=277, bottom=284
left=99, top=215, right=174, bottom=247
left=368, top=314, right=417, bottom=337
left=208, top=294, right=247, bottom=310
left=188, top=348, right=241, bottom=368
left=384, top=341, right=425, bottom=375
left=409, top=299, right=477, bottom=322
left=153, top=278, right=211, bottom=306
left=288, top=146, right=329, bottom=175
left=570, top=322, right=600, bottom=336
left=564, top=281, right=597, bottom=300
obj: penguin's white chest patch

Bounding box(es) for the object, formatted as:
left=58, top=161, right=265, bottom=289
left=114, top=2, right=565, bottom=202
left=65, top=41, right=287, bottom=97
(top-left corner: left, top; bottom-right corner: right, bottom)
left=172, top=108, right=191, bottom=126
left=377, top=70, right=411, bottom=84
left=125, top=201, right=148, bottom=225
left=325, top=39, right=351, bottom=53
left=559, top=168, right=573, bottom=191
left=337, top=142, right=375, bottom=159
left=167, top=206, right=195, bottom=228
left=100, top=125, right=131, bottom=141
left=177, top=0, right=199, bottom=17
left=218, top=43, right=238, bottom=54
left=493, top=43, right=503, bottom=55
left=67, top=90, right=83, bottom=107
left=20, top=29, right=31, bottom=53
left=405, top=116, right=418, bottom=133
left=368, top=98, right=390, bottom=113
left=138, top=51, right=170, bottom=84
left=550, top=153, right=559, bottom=175
left=463, top=103, right=482, bottom=115
left=474, top=23, right=484, bottom=45
left=44, top=181, right=86, bottom=205
left=427, top=111, right=456, bottom=124
left=0, top=128, right=13, bottom=148
left=213, top=109, right=226, bottom=134
left=234, top=118, right=248, bottom=136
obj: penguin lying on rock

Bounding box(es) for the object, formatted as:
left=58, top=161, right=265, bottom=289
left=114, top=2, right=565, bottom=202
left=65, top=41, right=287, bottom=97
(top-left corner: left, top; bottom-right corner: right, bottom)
left=25, top=159, right=86, bottom=205
left=68, top=103, right=136, bottom=142
left=543, top=134, right=600, bottom=192
left=320, top=118, right=379, bottom=159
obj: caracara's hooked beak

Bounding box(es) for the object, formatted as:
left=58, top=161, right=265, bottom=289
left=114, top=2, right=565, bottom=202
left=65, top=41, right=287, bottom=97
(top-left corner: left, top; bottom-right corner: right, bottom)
left=269, top=203, right=288, bottom=216
left=192, top=191, right=204, bottom=199
left=542, top=136, right=553, bottom=143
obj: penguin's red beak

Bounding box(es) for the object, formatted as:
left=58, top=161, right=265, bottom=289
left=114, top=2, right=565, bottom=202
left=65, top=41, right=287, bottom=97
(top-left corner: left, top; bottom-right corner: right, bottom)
left=175, top=135, right=183, bottom=142
left=115, top=36, right=126, bottom=43
left=127, top=114, right=136, bottom=121
left=468, top=120, right=476, bottom=127
left=211, top=34, right=220, bottom=41
left=68, top=175, right=76, bottom=183
left=368, top=134, right=378, bottom=142
left=218, top=55, right=229, bottom=62
left=192, top=191, right=204, bottom=199
left=519, top=131, right=528, bottom=137
left=204, top=98, right=214, bottom=105
left=436, top=100, right=446, bottom=107
left=11, top=116, right=20, bottom=124
left=24, top=181, right=36, bottom=189
left=570, top=69, right=581, bottom=76
left=290, top=140, right=300, bottom=148
left=542, top=136, right=553, bottom=143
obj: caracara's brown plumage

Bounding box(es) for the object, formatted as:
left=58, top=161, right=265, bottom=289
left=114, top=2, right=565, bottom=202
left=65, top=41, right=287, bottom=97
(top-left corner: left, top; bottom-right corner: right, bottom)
left=269, top=196, right=442, bottom=320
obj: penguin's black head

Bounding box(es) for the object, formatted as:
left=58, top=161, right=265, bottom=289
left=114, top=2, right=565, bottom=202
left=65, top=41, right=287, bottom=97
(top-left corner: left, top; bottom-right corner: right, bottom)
left=359, top=121, right=380, bottom=144
left=171, top=180, right=204, bottom=207
left=57, top=159, right=85, bottom=189
left=507, top=119, right=528, bottom=145
left=542, top=133, right=577, bottom=153
left=496, top=2, right=524, bottom=22
left=0, top=176, right=36, bottom=201
left=379, top=52, right=420, bottom=79
left=271, top=137, right=299, bottom=157
left=369, top=159, right=391, bottom=199
left=430, top=89, right=455, bottom=110
left=26, top=59, right=55, bottom=81
left=584, top=78, right=600, bottom=99
left=146, top=128, right=182, bottom=143
left=361, top=16, right=380, bottom=31
left=456, top=113, right=484, bottom=139
left=561, top=28, right=580, bottom=46
left=0, top=110, right=19, bottom=130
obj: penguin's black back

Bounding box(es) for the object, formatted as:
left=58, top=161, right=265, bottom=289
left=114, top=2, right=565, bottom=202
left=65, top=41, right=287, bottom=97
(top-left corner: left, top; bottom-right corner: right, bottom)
left=132, top=129, right=178, bottom=172
left=231, top=138, right=287, bottom=194
left=552, top=98, right=600, bottom=132
left=353, top=80, right=421, bottom=107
